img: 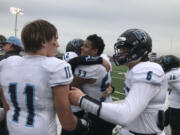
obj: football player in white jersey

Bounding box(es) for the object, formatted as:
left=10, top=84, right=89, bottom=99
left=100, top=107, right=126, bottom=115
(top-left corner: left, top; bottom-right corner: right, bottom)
left=70, top=34, right=115, bottom=135
left=61, top=39, right=85, bottom=135
left=62, top=39, right=113, bottom=117
left=69, top=29, right=168, bottom=135
left=62, top=38, right=114, bottom=135
left=160, top=55, right=180, bottom=135
left=0, top=19, right=90, bottom=135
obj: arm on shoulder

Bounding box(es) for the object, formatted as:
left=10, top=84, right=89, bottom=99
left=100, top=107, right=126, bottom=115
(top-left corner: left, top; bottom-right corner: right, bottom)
left=71, top=75, right=96, bottom=87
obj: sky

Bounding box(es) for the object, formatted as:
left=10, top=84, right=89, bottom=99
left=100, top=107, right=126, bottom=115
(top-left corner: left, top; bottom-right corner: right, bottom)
left=1, top=0, right=180, bottom=57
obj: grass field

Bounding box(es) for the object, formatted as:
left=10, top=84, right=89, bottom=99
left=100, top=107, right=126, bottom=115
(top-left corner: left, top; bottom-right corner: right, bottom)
left=111, top=62, right=128, bottom=101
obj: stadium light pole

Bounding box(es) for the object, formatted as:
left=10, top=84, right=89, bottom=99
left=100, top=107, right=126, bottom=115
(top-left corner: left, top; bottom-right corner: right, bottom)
left=10, top=7, right=23, bottom=37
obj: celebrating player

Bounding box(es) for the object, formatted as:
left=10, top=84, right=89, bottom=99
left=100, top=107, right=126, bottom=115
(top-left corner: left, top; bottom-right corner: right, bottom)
left=69, top=29, right=168, bottom=135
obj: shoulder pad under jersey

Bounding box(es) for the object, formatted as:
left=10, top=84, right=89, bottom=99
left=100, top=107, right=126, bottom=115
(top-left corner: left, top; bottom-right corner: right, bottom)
left=166, top=68, right=180, bottom=83
left=63, top=52, right=78, bottom=62
left=43, top=57, right=73, bottom=86
left=131, top=61, right=165, bottom=84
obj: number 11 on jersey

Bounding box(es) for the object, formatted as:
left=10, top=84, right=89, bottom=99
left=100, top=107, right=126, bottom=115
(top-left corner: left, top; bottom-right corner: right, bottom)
left=8, top=83, right=35, bottom=127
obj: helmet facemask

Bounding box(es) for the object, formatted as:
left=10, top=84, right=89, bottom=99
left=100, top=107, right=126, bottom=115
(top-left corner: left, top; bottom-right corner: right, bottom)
left=113, top=40, right=131, bottom=66
left=113, top=29, right=152, bottom=66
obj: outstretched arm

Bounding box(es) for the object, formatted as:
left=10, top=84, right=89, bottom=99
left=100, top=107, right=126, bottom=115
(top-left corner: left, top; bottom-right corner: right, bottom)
left=69, top=83, right=160, bottom=126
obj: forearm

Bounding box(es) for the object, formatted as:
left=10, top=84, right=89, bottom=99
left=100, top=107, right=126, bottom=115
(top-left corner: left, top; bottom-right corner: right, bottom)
left=53, top=85, right=77, bottom=130
left=56, top=105, right=77, bottom=130
left=68, top=56, right=102, bottom=73
left=71, top=76, right=96, bottom=87
left=79, top=83, right=159, bottom=126
left=79, top=95, right=137, bottom=126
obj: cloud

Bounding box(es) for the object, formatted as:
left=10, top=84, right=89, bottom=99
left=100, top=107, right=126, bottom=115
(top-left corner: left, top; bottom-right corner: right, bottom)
left=1, top=0, right=180, bottom=56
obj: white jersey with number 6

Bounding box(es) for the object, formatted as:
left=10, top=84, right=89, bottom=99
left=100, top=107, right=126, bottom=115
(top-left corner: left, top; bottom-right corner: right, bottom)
left=101, top=61, right=167, bottom=134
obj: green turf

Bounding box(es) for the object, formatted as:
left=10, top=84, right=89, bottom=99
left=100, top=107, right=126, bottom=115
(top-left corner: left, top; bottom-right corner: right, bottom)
left=111, top=62, right=128, bottom=101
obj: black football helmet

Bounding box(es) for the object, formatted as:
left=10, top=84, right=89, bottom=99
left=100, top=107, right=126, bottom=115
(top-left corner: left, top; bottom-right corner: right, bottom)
left=113, top=29, right=152, bottom=66
left=159, top=55, right=180, bottom=72
left=66, top=38, right=84, bottom=55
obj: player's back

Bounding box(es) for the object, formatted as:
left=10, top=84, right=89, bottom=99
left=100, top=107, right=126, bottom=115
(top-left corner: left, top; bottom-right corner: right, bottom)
left=74, top=64, right=110, bottom=102
left=0, top=55, right=71, bottom=135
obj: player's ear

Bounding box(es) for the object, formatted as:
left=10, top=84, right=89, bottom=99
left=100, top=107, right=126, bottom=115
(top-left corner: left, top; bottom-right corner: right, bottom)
left=41, top=41, right=46, bottom=48
left=93, top=48, right=98, bottom=55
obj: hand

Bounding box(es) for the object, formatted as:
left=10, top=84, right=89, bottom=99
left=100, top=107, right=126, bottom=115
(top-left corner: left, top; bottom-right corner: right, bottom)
left=69, top=87, right=85, bottom=106
left=62, top=116, right=92, bottom=135
left=78, top=117, right=92, bottom=135
left=102, top=58, right=110, bottom=72
left=102, top=85, right=113, bottom=98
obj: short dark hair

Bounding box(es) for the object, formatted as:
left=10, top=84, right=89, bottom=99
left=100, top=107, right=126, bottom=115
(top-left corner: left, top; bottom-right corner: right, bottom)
left=86, top=34, right=105, bottom=55
left=21, top=19, right=57, bottom=53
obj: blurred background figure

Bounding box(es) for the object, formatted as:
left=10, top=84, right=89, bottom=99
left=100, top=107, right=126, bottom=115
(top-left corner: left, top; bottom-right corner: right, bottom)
left=0, top=36, right=23, bottom=60
left=0, top=34, right=9, bottom=135
left=160, top=55, right=180, bottom=135
left=0, top=35, right=7, bottom=55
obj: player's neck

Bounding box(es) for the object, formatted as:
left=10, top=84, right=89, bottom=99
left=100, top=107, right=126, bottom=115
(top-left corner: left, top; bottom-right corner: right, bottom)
left=127, top=61, right=141, bottom=70
left=27, top=49, right=47, bottom=56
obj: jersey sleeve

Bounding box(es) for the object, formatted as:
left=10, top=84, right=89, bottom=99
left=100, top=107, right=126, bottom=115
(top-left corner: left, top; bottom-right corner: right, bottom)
left=100, top=82, right=161, bottom=126
left=62, top=52, right=78, bottom=62
left=131, top=65, right=165, bottom=84
left=48, top=59, right=73, bottom=87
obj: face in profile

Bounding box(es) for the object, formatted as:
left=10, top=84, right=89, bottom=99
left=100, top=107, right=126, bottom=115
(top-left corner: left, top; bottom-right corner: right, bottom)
left=45, top=34, right=59, bottom=57
left=81, top=40, right=96, bottom=56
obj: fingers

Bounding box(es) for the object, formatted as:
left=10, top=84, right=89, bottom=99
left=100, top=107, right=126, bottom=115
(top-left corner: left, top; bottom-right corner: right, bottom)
left=71, top=87, right=76, bottom=90
left=102, top=59, right=110, bottom=72
left=71, top=87, right=80, bottom=91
